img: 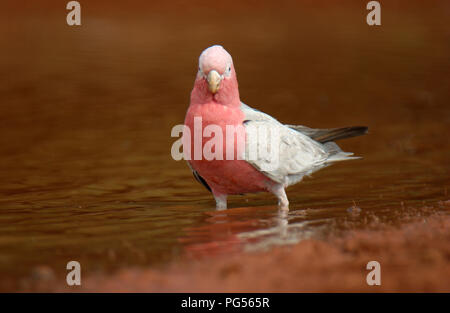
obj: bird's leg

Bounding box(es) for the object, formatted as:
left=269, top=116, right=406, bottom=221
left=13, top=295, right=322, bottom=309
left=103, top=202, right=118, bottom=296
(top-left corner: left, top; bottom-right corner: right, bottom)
left=213, top=193, right=228, bottom=211
left=270, top=184, right=289, bottom=211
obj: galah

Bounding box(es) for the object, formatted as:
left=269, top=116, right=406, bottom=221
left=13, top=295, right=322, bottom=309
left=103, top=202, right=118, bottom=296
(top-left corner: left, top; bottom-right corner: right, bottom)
left=183, top=45, right=367, bottom=210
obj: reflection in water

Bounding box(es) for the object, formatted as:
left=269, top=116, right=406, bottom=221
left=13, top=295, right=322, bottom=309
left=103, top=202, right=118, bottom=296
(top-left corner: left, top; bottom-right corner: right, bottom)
left=0, top=1, right=449, bottom=287
left=237, top=209, right=312, bottom=252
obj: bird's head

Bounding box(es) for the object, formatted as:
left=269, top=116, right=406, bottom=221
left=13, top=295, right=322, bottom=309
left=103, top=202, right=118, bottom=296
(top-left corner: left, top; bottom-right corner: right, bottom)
left=192, top=45, right=240, bottom=106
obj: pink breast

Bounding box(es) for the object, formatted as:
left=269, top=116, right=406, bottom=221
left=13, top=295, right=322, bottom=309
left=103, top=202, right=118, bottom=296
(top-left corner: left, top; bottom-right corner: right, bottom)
left=183, top=102, right=274, bottom=195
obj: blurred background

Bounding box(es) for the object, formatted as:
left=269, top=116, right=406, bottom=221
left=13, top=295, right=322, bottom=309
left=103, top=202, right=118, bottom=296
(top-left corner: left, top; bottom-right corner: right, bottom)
left=0, top=0, right=449, bottom=290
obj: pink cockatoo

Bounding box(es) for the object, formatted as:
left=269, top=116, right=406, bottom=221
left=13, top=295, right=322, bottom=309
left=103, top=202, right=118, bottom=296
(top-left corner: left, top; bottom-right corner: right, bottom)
left=183, top=45, right=367, bottom=210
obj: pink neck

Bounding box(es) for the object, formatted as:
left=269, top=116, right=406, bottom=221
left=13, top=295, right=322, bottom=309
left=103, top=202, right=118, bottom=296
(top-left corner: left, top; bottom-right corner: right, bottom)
left=190, top=73, right=241, bottom=108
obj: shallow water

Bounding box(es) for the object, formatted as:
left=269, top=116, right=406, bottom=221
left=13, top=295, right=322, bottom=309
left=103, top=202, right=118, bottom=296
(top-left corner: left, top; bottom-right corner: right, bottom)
left=0, top=1, right=449, bottom=286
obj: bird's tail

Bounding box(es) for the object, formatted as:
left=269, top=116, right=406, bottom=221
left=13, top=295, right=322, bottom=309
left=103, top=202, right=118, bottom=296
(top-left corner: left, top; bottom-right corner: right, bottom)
left=323, top=142, right=361, bottom=162
left=287, top=124, right=368, bottom=162
left=288, top=125, right=368, bottom=143
left=315, top=126, right=368, bottom=143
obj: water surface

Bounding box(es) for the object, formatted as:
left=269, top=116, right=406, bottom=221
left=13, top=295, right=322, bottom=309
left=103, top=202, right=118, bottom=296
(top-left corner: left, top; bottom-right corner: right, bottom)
left=0, top=1, right=449, bottom=287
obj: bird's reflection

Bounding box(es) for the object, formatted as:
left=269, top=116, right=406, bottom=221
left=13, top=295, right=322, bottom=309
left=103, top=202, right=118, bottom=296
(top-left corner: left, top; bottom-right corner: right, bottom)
left=180, top=206, right=312, bottom=258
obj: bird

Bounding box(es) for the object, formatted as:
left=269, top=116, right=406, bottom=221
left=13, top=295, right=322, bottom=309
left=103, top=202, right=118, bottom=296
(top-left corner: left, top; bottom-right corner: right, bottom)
left=183, top=45, right=367, bottom=211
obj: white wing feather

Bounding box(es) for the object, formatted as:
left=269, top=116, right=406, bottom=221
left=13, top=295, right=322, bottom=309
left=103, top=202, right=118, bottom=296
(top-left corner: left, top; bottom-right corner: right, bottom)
left=241, top=103, right=355, bottom=186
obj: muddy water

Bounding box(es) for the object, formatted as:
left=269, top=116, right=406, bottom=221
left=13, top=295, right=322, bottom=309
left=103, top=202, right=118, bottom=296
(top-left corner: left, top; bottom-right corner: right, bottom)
left=0, top=2, right=449, bottom=286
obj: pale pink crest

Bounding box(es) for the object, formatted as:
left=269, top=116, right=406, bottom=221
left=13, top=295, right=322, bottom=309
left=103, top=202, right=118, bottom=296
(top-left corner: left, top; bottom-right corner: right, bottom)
left=199, top=45, right=233, bottom=75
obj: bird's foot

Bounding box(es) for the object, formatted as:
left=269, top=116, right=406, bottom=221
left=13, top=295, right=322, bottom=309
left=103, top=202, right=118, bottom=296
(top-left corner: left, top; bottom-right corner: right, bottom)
left=271, top=183, right=290, bottom=211
left=214, top=194, right=227, bottom=211
left=216, top=204, right=227, bottom=211
left=278, top=198, right=289, bottom=211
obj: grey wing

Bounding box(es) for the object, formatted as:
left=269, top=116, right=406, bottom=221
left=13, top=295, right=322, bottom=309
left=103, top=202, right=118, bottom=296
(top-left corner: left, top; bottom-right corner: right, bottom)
left=287, top=125, right=368, bottom=143
left=241, top=103, right=333, bottom=186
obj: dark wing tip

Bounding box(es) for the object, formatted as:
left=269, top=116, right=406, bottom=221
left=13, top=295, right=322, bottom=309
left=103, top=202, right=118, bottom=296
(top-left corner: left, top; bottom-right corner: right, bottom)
left=314, top=126, right=369, bottom=143
left=192, top=170, right=212, bottom=193
left=355, top=126, right=369, bottom=133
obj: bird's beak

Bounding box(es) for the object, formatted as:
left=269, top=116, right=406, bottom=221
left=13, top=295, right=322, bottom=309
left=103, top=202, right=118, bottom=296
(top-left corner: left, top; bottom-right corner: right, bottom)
left=207, top=70, right=222, bottom=94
